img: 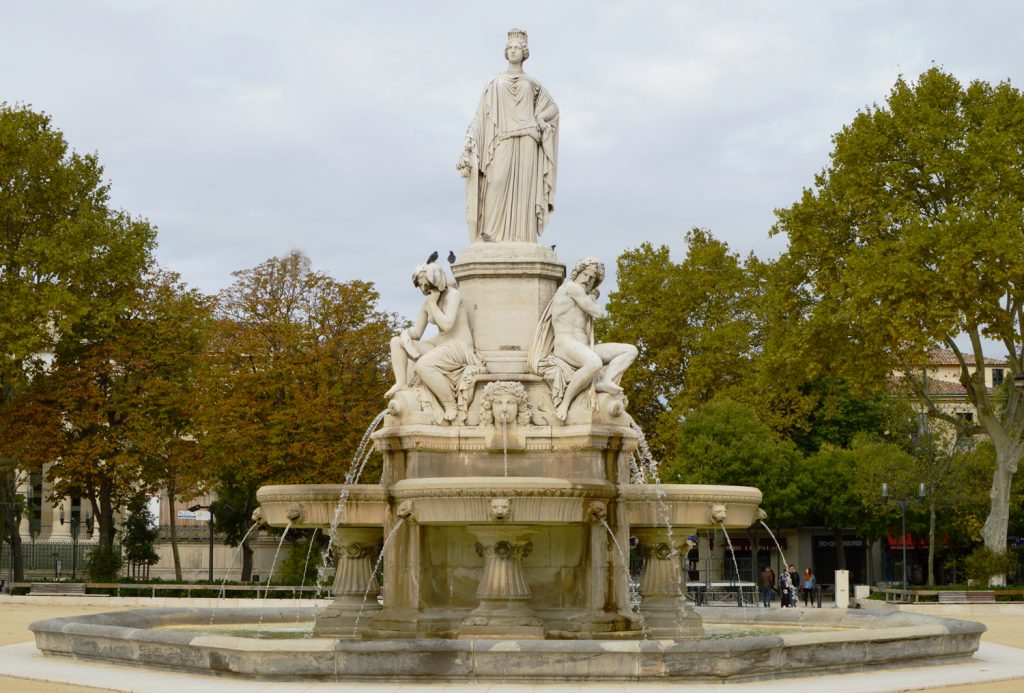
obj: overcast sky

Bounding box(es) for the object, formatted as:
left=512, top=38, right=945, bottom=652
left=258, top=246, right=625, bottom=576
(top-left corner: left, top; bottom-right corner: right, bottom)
left=4, top=1, right=1023, bottom=321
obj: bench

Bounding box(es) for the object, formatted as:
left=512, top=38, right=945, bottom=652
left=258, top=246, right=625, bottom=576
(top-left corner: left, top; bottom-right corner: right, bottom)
left=29, top=582, right=87, bottom=596
left=937, top=590, right=995, bottom=604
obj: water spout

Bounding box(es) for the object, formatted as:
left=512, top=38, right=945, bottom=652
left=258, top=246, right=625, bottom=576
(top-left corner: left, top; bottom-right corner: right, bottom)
left=352, top=517, right=405, bottom=635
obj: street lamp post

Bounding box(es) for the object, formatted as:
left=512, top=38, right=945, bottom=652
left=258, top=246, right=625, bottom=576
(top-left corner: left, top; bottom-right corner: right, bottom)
left=70, top=515, right=79, bottom=579
left=883, top=482, right=926, bottom=593
left=189, top=504, right=215, bottom=583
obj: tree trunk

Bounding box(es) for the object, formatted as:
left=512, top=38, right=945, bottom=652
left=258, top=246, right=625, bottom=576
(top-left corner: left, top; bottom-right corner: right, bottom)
left=833, top=528, right=847, bottom=570
left=6, top=524, right=24, bottom=582
left=1, top=470, right=25, bottom=582
left=241, top=538, right=253, bottom=582
left=981, top=443, right=1020, bottom=586
left=96, top=485, right=117, bottom=548
left=927, top=502, right=937, bottom=586
left=167, top=485, right=182, bottom=582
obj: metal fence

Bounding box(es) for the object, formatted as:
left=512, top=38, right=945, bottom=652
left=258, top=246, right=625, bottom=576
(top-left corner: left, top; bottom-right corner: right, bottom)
left=1, top=541, right=106, bottom=575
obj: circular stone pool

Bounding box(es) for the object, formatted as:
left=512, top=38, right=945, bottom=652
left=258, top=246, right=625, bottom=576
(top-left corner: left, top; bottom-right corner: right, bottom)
left=30, top=605, right=985, bottom=683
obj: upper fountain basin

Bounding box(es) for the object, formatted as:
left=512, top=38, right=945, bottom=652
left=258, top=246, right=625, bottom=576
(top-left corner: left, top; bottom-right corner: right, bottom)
left=618, top=483, right=763, bottom=529
left=256, top=484, right=387, bottom=528
left=391, top=476, right=615, bottom=524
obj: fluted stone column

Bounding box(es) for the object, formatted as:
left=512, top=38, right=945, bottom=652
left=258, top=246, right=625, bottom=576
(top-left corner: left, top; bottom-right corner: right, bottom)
left=633, top=527, right=702, bottom=638
left=461, top=526, right=543, bottom=638
left=311, top=527, right=383, bottom=638
left=49, top=497, right=73, bottom=541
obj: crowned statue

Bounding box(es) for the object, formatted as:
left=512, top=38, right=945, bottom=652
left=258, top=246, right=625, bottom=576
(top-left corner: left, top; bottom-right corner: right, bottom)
left=457, top=29, right=559, bottom=243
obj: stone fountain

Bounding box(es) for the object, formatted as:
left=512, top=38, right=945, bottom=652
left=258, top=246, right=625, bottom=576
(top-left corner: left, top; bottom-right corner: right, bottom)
left=29, top=28, right=984, bottom=683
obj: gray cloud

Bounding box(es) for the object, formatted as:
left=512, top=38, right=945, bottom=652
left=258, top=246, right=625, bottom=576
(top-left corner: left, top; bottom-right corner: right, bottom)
left=3, top=0, right=1022, bottom=320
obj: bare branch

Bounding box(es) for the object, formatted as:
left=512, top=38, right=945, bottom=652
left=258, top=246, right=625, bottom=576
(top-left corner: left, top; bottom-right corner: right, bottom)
left=900, top=367, right=983, bottom=435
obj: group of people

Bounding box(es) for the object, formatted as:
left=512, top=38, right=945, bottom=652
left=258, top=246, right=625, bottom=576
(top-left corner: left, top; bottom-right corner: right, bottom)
left=760, top=564, right=816, bottom=607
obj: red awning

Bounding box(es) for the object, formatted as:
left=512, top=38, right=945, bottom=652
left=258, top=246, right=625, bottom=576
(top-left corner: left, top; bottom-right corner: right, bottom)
left=886, top=531, right=927, bottom=550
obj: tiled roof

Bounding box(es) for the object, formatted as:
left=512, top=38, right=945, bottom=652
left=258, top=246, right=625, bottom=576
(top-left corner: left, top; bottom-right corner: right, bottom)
left=928, top=349, right=1008, bottom=367
left=924, top=379, right=968, bottom=395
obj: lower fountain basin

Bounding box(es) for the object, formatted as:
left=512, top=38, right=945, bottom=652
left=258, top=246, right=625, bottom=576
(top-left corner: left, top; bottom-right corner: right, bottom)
left=30, top=606, right=984, bottom=682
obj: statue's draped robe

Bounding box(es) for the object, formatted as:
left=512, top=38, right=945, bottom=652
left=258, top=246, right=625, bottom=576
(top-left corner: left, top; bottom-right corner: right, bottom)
left=462, top=73, right=558, bottom=242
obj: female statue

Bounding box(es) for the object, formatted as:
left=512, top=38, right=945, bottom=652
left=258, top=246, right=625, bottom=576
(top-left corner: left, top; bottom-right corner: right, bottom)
left=457, top=29, right=559, bottom=243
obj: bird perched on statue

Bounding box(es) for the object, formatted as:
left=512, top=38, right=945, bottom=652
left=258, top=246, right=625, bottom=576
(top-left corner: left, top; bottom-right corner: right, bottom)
left=447, top=251, right=456, bottom=264
left=426, top=251, right=439, bottom=264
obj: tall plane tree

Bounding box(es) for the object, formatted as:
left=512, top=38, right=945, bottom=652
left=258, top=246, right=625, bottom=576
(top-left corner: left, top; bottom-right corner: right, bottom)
left=774, top=68, right=1024, bottom=582
left=0, top=103, right=154, bottom=577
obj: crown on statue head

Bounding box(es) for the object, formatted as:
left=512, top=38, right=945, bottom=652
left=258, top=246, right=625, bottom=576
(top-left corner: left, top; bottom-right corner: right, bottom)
left=506, top=28, right=528, bottom=47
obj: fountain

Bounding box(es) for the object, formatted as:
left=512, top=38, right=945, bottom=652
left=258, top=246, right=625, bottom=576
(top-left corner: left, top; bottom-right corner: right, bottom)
left=29, top=27, right=984, bottom=684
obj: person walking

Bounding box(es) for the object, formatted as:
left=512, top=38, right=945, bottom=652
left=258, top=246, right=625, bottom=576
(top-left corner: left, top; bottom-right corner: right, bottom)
left=760, top=567, right=774, bottom=607
left=802, top=568, right=816, bottom=606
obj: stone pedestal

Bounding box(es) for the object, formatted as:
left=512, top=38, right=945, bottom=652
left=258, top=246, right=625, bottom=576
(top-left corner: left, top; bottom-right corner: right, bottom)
left=311, top=527, right=383, bottom=638
left=452, top=242, right=564, bottom=374
left=633, top=528, right=702, bottom=638
left=17, top=476, right=32, bottom=540
left=461, top=526, right=544, bottom=638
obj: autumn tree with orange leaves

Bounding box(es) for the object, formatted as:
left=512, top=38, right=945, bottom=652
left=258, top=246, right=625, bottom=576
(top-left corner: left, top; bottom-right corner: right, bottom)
left=197, top=251, right=401, bottom=580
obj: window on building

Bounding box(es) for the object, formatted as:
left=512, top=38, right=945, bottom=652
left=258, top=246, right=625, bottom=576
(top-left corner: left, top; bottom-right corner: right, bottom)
left=992, top=368, right=1004, bottom=386
left=957, top=411, right=974, bottom=423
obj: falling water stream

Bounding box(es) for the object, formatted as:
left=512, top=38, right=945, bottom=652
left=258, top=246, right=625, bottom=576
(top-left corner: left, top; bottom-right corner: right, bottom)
left=295, top=528, right=320, bottom=620
left=759, top=520, right=789, bottom=570
left=631, top=420, right=690, bottom=626
left=209, top=520, right=261, bottom=626
left=351, top=517, right=406, bottom=635
left=311, top=410, right=388, bottom=602
left=597, top=517, right=628, bottom=566
left=256, top=522, right=292, bottom=635
left=718, top=522, right=744, bottom=585
left=627, top=452, right=644, bottom=484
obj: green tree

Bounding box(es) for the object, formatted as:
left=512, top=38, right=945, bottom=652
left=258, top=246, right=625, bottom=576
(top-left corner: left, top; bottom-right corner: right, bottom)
left=122, top=271, right=213, bottom=581
left=664, top=399, right=803, bottom=528
left=804, top=436, right=918, bottom=573
left=198, top=251, right=401, bottom=580
left=121, top=492, right=160, bottom=578
left=599, top=229, right=763, bottom=459
left=773, top=68, right=1024, bottom=581
left=0, top=103, right=155, bottom=572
